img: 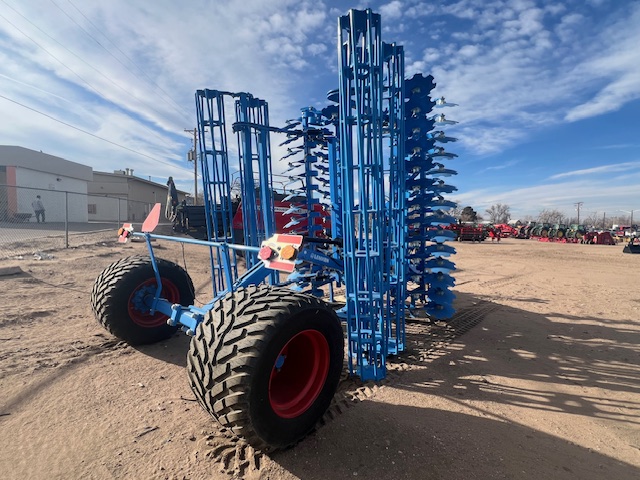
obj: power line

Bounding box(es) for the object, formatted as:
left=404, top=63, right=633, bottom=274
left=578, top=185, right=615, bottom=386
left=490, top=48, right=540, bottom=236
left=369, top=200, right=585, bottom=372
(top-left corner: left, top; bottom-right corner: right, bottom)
left=0, top=9, right=99, bottom=99
left=64, top=0, right=191, bottom=122
left=0, top=93, right=195, bottom=175
left=0, top=0, right=181, bottom=149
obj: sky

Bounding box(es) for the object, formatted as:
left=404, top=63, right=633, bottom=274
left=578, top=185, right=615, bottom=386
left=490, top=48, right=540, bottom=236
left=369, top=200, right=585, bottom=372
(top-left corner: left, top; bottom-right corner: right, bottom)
left=1, top=0, right=639, bottom=222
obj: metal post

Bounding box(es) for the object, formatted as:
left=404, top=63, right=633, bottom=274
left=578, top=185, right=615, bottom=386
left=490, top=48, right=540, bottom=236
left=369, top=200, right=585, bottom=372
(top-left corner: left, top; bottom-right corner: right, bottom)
left=64, top=191, right=69, bottom=248
left=193, top=129, right=198, bottom=205
left=185, top=128, right=199, bottom=205
left=575, top=202, right=583, bottom=224
left=620, top=209, right=636, bottom=230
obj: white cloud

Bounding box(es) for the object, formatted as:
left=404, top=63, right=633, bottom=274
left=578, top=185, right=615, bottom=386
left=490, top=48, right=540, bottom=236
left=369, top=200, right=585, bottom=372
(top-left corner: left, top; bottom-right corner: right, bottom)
left=564, top=4, right=640, bottom=121
left=405, top=0, right=640, bottom=159
left=0, top=0, right=638, bottom=213
left=380, top=1, right=404, bottom=20
left=548, top=162, right=640, bottom=180
left=565, top=70, right=640, bottom=122
left=455, top=179, right=640, bottom=219
left=0, top=0, right=337, bottom=186
left=458, top=44, right=480, bottom=57
left=481, top=159, right=520, bottom=172
left=308, top=43, right=328, bottom=55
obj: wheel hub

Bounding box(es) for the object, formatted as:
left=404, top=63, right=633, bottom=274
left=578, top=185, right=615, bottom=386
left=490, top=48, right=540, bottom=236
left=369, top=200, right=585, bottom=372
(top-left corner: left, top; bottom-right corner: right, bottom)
left=269, top=329, right=330, bottom=419
left=127, top=278, right=180, bottom=328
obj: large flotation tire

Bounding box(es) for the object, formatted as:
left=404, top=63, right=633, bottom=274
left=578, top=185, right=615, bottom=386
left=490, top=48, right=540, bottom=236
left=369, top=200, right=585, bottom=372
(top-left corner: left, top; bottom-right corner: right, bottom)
left=187, top=285, right=344, bottom=451
left=91, top=256, right=194, bottom=345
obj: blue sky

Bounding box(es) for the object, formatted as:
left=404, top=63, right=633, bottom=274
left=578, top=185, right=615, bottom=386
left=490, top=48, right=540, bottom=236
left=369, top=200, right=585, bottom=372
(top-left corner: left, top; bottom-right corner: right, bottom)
left=0, top=0, right=638, bottom=221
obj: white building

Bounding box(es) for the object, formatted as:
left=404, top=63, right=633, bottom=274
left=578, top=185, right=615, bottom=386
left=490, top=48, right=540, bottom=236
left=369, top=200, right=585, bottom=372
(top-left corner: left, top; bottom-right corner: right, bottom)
left=0, top=145, right=92, bottom=222
left=89, top=170, right=189, bottom=222
left=1, top=145, right=189, bottom=224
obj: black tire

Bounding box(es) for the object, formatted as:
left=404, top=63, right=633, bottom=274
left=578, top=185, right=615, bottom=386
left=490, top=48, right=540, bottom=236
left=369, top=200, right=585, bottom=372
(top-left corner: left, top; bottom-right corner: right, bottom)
left=187, top=285, right=344, bottom=451
left=91, top=256, right=195, bottom=345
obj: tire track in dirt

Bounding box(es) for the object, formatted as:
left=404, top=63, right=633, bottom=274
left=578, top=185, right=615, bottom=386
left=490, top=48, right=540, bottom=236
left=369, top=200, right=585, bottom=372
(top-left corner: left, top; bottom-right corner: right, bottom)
left=192, top=300, right=500, bottom=478
left=0, top=335, right=130, bottom=379
left=479, top=273, right=523, bottom=289
left=0, top=337, right=132, bottom=421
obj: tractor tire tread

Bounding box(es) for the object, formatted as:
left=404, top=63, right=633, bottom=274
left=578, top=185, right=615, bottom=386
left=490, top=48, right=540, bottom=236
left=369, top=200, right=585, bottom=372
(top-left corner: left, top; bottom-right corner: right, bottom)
left=187, top=284, right=343, bottom=452
left=91, top=255, right=194, bottom=345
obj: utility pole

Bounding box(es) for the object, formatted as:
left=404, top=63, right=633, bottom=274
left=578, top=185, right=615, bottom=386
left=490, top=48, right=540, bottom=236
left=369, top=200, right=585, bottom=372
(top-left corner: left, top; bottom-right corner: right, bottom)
left=574, top=202, right=583, bottom=224
left=184, top=128, right=198, bottom=205
left=620, top=209, right=637, bottom=228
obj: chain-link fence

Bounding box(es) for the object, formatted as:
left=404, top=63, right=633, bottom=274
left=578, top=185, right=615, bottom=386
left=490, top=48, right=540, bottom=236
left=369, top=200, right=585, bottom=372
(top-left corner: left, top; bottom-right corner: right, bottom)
left=0, top=184, right=172, bottom=259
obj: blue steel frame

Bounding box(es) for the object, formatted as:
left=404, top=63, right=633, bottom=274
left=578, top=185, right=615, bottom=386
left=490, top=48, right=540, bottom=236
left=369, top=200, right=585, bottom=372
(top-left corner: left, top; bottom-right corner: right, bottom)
left=382, top=41, right=406, bottom=356
left=195, top=89, right=239, bottom=297
left=139, top=231, right=264, bottom=335
left=136, top=89, right=285, bottom=335
left=119, top=7, right=459, bottom=384
left=279, top=106, right=342, bottom=297
left=234, top=93, right=277, bottom=265
left=338, top=9, right=388, bottom=381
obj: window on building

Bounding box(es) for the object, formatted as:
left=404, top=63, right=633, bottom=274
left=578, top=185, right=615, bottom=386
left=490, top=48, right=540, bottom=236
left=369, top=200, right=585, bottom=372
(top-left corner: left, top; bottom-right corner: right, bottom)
left=88, top=204, right=97, bottom=214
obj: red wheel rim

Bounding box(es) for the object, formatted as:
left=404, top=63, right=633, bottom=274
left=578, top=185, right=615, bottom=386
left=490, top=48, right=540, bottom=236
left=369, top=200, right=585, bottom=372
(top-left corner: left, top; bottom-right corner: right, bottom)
left=269, top=329, right=330, bottom=419
left=127, top=278, right=180, bottom=328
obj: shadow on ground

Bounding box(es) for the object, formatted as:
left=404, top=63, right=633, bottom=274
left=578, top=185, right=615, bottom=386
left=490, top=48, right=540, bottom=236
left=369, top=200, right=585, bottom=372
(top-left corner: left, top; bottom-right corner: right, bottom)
left=273, top=403, right=636, bottom=480
left=134, top=333, right=191, bottom=367
left=271, top=292, right=639, bottom=480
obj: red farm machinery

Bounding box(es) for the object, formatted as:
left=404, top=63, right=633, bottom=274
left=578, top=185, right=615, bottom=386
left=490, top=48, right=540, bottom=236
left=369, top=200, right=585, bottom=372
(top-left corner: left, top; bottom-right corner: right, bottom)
left=448, top=222, right=486, bottom=242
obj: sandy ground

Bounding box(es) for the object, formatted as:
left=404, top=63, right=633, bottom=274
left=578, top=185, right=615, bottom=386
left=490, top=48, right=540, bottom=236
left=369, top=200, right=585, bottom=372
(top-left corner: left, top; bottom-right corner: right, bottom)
left=0, top=236, right=638, bottom=480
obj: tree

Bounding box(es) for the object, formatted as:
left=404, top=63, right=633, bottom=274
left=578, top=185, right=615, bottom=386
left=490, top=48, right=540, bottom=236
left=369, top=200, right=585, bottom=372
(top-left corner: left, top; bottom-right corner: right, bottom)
left=460, top=206, right=478, bottom=222
left=582, top=211, right=600, bottom=228
left=448, top=201, right=462, bottom=220
left=485, top=203, right=511, bottom=224
left=537, top=208, right=566, bottom=224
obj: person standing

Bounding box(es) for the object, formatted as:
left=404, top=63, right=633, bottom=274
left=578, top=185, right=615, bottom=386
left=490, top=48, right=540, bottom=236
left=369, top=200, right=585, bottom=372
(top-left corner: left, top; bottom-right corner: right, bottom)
left=32, top=195, right=45, bottom=223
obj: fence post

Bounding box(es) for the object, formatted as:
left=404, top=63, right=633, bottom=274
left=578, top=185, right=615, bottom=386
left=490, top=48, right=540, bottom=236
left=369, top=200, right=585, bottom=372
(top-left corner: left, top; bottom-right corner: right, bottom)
left=65, top=191, right=69, bottom=248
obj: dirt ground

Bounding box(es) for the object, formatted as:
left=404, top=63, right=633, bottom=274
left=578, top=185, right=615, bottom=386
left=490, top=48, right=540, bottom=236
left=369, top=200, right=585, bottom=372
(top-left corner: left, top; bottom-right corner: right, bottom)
left=0, top=235, right=638, bottom=480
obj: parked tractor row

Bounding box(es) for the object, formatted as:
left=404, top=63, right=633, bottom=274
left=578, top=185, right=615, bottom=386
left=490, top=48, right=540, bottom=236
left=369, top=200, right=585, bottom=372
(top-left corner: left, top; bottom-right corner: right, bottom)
left=513, top=222, right=620, bottom=244
left=446, top=220, right=629, bottom=247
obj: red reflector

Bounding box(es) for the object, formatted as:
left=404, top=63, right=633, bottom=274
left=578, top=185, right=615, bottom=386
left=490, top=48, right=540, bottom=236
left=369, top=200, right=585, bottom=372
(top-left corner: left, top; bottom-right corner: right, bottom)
left=258, top=246, right=274, bottom=260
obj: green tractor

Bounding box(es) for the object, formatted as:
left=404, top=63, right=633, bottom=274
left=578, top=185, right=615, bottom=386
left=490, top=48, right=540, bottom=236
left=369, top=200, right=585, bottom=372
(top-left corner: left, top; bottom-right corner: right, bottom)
left=531, top=222, right=551, bottom=237
left=548, top=223, right=568, bottom=240
left=565, top=224, right=587, bottom=241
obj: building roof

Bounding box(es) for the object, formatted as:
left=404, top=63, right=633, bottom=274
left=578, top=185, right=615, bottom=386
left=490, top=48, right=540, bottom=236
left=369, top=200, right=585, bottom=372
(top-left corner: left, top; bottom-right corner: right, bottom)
left=0, top=145, right=93, bottom=181
left=93, top=170, right=190, bottom=195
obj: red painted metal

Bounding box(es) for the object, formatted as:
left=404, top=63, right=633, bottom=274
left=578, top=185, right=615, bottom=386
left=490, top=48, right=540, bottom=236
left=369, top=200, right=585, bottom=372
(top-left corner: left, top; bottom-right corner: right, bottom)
left=269, top=329, right=330, bottom=419
left=141, top=203, right=161, bottom=233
